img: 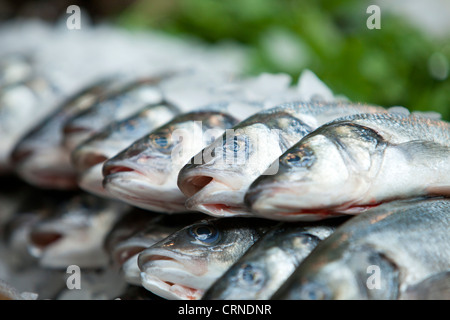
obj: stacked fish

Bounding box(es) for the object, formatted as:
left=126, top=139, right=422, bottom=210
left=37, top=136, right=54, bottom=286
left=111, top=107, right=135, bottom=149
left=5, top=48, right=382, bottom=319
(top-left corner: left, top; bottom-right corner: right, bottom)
left=0, top=20, right=449, bottom=301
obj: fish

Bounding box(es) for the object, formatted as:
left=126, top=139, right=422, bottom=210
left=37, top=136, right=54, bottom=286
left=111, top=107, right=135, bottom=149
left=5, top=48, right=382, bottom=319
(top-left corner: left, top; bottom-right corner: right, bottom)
left=71, top=102, right=179, bottom=197
left=0, top=76, right=61, bottom=173
left=245, top=113, right=450, bottom=221
left=27, top=193, right=130, bottom=269
left=138, top=217, right=275, bottom=300
left=62, top=77, right=165, bottom=153
left=202, top=218, right=345, bottom=300
left=0, top=54, right=33, bottom=88
left=10, top=78, right=120, bottom=189
left=177, top=102, right=387, bottom=218
left=114, top=285, right=165, bottom=300
left=103, top=110, right=240, bottom=213
left=401, top=271, right=450, bottom=300
left=0, top=279, right=38, bottom=300
left=271, top=198, right=450, bottom=300
left=106, top=212, right=203, bottom=285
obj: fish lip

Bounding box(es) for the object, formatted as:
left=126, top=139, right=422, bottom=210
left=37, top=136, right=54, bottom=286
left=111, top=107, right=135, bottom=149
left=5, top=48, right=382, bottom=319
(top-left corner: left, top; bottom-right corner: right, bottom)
left=103, top=171, right=187, bottom=212
left=102, top=159, right=147, bottom=178
left=10, top=147, right=34, bottom=165
left=72, top=149, right=109, bottom=172
left=28, top=229, right=64, bottom=257
left=138, top=248, right=204, bottom=300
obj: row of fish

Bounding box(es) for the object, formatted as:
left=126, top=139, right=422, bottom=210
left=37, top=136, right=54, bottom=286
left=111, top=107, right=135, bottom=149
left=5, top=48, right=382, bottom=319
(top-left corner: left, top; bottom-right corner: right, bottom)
left=0, top=184, right=448, bottom=300
left=1, top=19, right=449, bottom=301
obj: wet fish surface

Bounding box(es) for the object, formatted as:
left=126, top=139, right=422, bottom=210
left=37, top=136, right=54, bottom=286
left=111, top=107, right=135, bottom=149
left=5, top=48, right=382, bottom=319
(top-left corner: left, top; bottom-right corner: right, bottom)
left=11, top=78, right=120, bottom=189
left=138, top=217, right=275, bottom=300
left=103, top=110, right=240, bottom=213
left=178, top=102, right=387, bottom=218
left=246, top=113, right=450, bottom=220
left=72, top=102, right=179, bottom=197
left=27, top=193, right=131, bottom=269
left=202, top=218, right=345, bottom=300
left=271, top=198, right=450, bottom=300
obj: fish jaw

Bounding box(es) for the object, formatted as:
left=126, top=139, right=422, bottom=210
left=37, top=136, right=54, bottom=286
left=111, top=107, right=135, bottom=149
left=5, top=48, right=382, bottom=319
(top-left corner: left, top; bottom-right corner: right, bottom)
left=178, top=168, right=252, bottom=217
left=138, top=247, right=212, bottom=300
left=78, top=163, right=112, bottom=197
left=103, top=168, right=188, bottom=213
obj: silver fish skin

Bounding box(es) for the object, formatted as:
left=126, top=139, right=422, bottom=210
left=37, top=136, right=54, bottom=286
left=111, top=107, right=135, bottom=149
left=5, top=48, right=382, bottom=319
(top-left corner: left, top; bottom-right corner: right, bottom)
left=271, top=198, right=450, bottom=300
left=72, top=102, right=179, bottom=197
left=10, top=78, right=120, bottom=189
left=401, top=271, right=450, bottom=300
left=62, top=77, right=165, bottom=153
left=177, top=101, right=387, bottom=218
left=0, top=279, right=38, bottom=300
left=0, top=76, right=60, bottom=173
left=0, top=54, right=33, bottom=88
left=108, top=213, right=204, bottom=286
left=27, top=193, right=131, bottom=269
left=138, top=217, right=275, bottom=300
left=246, top=113, right=450, bottom=221
left=103, top=110, right=240, bottom=213
left=202, top=218, right=345, bottom=300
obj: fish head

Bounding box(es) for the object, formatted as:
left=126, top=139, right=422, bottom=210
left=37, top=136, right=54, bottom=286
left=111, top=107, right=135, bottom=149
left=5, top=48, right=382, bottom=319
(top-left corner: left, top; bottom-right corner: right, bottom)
left=138, top=217, right=272, bottom=300
left=245, top=122, right=387, bottom=220
left=178, top=109, right=313, bottom=217
left=103, top=111, right=238, bottom=213
left=72, top=103, right=178, bottom=197
left=28, top=194, right=129, bottom=268
left=62, top=79, right=163, bottom=152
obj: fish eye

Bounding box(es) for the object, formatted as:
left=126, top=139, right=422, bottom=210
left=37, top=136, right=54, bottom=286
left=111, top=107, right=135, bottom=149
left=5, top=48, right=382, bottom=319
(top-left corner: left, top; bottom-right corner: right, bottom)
left=297, top=282, right=331, bottom=300
left=188, top=224, right=220, bottom=244
left=152, top=134, right=171, bottom=149
left=282, top=148, right=315, bottom=168
left=238, top=264, right=265, bottom=287
left=225, top=135, right=248, bottom=154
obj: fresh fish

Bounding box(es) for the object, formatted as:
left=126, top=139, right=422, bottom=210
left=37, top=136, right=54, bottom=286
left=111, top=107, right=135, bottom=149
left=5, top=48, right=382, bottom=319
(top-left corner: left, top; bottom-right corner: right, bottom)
left=0, top=279, right=38, bottom=300
left=115, top=285, right=165, bottom=300
left=62, top=77, right=165, bottom=153
left=71, top=102, right=179, bottom=197
left=271, top=198, right=450, bottom=300
left=202, top=218, right=344, bottom=300
left=103, top=110, right=240, bottom=213
left=0, top=76, right=60, bottom=173
left=106, top=213, right=203, bottom=285
left=401, top=271, right=450, bottom=300
left=11, top=78, right=120, bottom=189
left=138, top=217, right=275, bottom=300
left=27, top=193, right=130, bottom=269
left=246, top=113, right=450, bottom=220
left=177, top=102, right=387, bottom=217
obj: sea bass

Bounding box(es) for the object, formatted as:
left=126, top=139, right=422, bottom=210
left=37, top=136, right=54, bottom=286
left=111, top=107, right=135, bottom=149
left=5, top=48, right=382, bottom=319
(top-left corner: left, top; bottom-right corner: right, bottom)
left=28, top=193, right=130, bottom=269
left=138, top=217, right=275, bottom=300
left=271, top=198, right=450, bottom=300
left=103, top=110, right=240, bottom=213
left=246, top=113, right=450, bottom=221
left=105, top=212, right=203, bottom=285
left=0, top=76, right=61, bottom=173
left=177, top=102, right=387, bottom=217
left=62, top=77, right=165, bottom=153
left=72, top=102, right=179, bottom=197
left=202, top=218, right=344, bottom=300
left=11, top=78, right=120, bottom=189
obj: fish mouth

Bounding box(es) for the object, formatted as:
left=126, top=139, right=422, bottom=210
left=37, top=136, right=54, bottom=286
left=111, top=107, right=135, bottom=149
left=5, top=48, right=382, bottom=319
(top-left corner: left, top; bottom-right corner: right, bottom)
left=77, top=163, right=111, bottom=197
left=62, top=126, right=92, bottom=152
left=138, top=249, right=205, bottom=300
left=178, top=170, right=250, bottom=217
left=28, top=229, right=64, bottom=257
left=72, top=149, right=109, bottom=172
left=10, top=147, right=34, bottom=165
left=103, top=165, right=187, bottom=213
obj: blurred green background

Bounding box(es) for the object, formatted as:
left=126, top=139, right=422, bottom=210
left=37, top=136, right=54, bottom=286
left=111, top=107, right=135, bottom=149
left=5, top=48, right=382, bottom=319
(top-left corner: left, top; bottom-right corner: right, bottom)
left=2, top=0, right=449, bottom=120
left=115, top=0, right=450, bottom=120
